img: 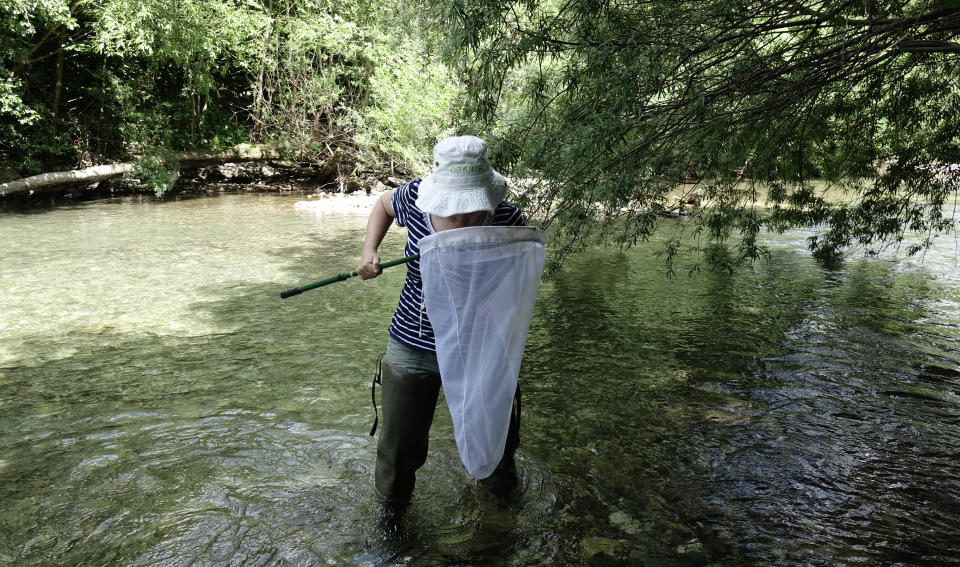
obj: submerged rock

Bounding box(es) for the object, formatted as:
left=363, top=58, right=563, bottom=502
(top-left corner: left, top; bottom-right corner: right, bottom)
left=580, top=536, right=622, bottom=559
left=608, top=510, right=642, bottom=535
left=580, top=536, right=646, bottom=564
left=676, top=538, right=703, bottom=554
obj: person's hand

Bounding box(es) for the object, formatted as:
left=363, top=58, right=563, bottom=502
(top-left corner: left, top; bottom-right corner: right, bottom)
left=356, top=251, right=382, bottom=280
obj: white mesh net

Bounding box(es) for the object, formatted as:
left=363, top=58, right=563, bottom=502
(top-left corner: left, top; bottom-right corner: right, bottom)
left=419, top=226, right=545, bottom=478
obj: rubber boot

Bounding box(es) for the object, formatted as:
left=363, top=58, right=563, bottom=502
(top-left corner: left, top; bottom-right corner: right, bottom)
left=478, top=393, right=521, bottom=496
left=374, top=361, right=442, bottom=503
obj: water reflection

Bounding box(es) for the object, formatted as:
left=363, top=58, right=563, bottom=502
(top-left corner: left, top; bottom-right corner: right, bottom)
left=1, top=194, right=958, bottom=565
left=522, top=240, right=960, bottom=564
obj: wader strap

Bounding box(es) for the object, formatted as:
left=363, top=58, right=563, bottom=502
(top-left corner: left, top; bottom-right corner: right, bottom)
left=515, top=386, right=522, bottom=430
left=370, top=353, right=384, bottom=436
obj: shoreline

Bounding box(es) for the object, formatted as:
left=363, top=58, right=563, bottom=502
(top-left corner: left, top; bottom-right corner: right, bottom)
left=0, top=176, right=394, bottom=212
left=0, top=156, right=407, bottom=211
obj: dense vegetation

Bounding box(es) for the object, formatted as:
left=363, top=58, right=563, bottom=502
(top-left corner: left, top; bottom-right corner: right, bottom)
left=3, top=0, right=958, bottom=268
left=1, top=0, right=457, bottom=185
left=431, top=0, right=960, bottom=269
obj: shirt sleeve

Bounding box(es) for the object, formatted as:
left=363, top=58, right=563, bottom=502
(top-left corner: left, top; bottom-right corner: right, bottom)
left=391, top=179, right=420, bottom=228
left=391, top=183, right=410, bottom=228
left=494, top=201, right=526, bottom=227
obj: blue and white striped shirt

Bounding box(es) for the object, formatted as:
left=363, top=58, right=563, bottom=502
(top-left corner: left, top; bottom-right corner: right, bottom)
left=389, top=178, right=525, bottom=352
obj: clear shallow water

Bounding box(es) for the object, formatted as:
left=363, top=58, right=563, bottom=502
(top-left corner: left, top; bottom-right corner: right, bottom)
left=1, top=194, right=958, bottom=566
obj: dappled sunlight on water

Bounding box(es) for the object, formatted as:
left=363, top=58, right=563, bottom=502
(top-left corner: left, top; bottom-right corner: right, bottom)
left=1, top=193, right=959, bottom=565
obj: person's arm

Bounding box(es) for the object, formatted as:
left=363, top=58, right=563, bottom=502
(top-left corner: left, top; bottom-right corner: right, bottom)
left=356, top=190, right=396, bottom=279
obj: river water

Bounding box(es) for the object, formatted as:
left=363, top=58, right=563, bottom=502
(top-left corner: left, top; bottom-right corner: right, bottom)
left=1, top=193, right=958, bottom=566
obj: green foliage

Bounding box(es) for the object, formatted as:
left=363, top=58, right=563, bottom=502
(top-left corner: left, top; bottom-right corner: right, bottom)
left=356, top=36, right=459, bottom=174
left=426, top=0, right=960, bottom=269
left=2, top=0, right=459, bottom=184
left=1, top=0, right=76, bottom=171
left=0, top=73, right=39, bottom=127
left=2, top=0, right=73, bottom=29
left=249, top=4, right=460, bottom=175
left=130, top=146, right=180, bottom=198
left=254, top=11, right=371, bottom=157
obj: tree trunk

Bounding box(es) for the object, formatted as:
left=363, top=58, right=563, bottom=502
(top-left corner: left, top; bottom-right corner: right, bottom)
left=175, top=144, right=281, bottom=168
left=53, top=45, right=64, bottom=119
left=0, top=145, right=283, bottom=197
left=0, top=164, right=135, bottom=197
left=253, top=0, right=273, bottom=138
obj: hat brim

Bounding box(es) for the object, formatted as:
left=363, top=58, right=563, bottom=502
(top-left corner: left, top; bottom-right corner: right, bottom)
left=416, top=171, right=507, bottom=216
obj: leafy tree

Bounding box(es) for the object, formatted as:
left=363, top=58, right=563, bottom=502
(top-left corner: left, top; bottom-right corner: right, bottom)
left=428, top=0, right=960, bottom=270
left=1, top=0, right=78, bottom=173
left=356, top=35, right=460, bottom=174
left=1, top=0, right=459, bottom=183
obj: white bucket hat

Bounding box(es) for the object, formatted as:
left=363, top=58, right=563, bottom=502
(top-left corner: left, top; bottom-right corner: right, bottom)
left=416, top=136, right=507, bottom=216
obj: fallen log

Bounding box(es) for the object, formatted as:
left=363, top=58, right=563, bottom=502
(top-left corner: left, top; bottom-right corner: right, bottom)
left=0, top=144, right=286, bottom=197
left=0, top=163, right=135, bottom=197
left=175, top=144, right=282, bottom=168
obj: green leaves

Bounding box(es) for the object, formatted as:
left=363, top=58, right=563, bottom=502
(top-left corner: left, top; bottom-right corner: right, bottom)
left=427, top=0, right=960, bottom=269
left=1, top=0, right=74, bottom=37
left=2, top=0, right=459, bottom=184
left=0, top=73, right=38, bottom=126
left=130, top=146, right=180, bottom=198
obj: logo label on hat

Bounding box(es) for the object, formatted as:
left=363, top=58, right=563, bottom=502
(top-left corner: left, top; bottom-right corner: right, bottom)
left=449, top=165, right=485, bottom=174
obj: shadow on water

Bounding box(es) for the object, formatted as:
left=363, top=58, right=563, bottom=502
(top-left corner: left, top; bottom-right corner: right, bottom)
left=721, top=258, right=960, bottom=567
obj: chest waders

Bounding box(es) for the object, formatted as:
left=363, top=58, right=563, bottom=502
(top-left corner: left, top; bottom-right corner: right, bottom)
left=371, top=226, right=542, bottom=501
left=371, top=345, right=520, bottom=502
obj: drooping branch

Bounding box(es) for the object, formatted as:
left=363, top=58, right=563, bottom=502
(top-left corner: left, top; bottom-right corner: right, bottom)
left=549, top=2, right=960, bottom=183
left=899, top=40, right=960, bottom=52
left=442, top=0, right=960, bottom=267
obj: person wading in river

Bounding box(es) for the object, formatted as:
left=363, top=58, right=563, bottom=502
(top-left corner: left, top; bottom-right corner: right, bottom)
left=356, top=135, right=524, bottom=504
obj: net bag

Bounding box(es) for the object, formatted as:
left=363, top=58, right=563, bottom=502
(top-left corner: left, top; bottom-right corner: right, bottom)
left=419, top=226, right=545, bottom=478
